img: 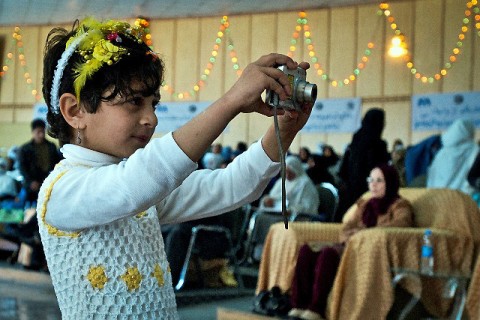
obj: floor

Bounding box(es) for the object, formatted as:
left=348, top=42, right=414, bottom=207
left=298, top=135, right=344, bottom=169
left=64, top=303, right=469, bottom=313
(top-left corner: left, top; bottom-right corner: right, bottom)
left=0, top=261, right=258, bottom=320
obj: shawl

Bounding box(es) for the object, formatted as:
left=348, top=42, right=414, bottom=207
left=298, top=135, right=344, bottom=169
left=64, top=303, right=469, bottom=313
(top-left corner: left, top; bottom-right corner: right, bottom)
left=362, top=164, right=400, bottom=227
left=427, top=119, right=479, bottom=195
left=267, top=156, right=319, bottom=215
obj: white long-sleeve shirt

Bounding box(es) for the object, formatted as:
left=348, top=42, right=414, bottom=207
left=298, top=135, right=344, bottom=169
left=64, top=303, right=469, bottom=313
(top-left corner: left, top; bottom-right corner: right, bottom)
left=37, top=132, right=279, bottom=319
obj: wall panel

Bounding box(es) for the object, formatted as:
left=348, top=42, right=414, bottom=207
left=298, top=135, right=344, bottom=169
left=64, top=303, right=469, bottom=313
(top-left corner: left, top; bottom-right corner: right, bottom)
left=198, top=17, right=225, bottom=102
left=356, top=4, right=385, bottom=97
left=304, top=10, right=330, bottom=100
left=248, top=13, right=276, bottom=144
left=328, top=7, right=356, bottom=98
left=174, top=19, right=200, bottom=102
left=222, top=15, right=251, bottom=146
left=412, top=0, right=443, bottom=94
left=383, top=1, right=414, bottom=96
left=0, top=0, right=479, bottom=153
left=0, top=26, right=17, bottom=104
left=442, top=0, right=472, bottom=91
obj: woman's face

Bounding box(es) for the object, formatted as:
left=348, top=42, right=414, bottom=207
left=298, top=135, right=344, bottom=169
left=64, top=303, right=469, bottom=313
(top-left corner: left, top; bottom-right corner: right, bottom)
left=285, top=167, right=297, bottom=181
left=367, top=168, right=386, bottom=198
left=299, top=148, right=309, bottom=161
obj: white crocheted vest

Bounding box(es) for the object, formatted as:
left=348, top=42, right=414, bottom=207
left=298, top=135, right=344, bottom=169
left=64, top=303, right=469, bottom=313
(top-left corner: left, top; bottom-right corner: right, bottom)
left=38, top=167, right=179, bottom=319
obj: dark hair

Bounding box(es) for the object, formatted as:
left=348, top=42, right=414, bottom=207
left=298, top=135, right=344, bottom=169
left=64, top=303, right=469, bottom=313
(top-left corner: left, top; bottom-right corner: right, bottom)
left=237, top=142, right=248, bottom=152
left=42, top=20, right=164, bottom=145
left=31, top=118, right=46, bottom=131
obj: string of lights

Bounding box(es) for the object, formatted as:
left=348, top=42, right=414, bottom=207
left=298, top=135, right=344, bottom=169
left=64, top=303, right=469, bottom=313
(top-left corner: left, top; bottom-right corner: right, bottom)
left=0, top=27, right=40, bottom=100
left=287, top=11, right=378, bottom=88
left=160, top=16, right=243, bottom=99
left=379, top=0, right=480, bottom=83
left=1, top=2, right=479, bottom=101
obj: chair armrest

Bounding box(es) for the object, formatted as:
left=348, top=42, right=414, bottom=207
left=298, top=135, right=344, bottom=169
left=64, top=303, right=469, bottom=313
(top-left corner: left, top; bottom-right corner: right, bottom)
left=192, top=224, right=231, bottom=235
left=288, top=221, right=342, bottom=243
left=256, top=222, right=342, bottom=293
left=328, top=227, right=474, bottom=320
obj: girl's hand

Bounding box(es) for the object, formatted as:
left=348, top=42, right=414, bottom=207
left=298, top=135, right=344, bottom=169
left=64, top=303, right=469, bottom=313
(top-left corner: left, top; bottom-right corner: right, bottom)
left=223, top=53, right=310, bottom=115
left=276, top=100, right=314, bottom=138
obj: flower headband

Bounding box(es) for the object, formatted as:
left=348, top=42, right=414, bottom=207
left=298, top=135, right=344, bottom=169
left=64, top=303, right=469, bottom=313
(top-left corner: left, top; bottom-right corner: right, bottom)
left=50, top=17, right=155, bottom=114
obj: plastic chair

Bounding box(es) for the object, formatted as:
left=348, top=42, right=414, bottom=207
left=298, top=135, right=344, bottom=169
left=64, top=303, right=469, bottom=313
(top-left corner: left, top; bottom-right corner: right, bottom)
left=316, top=182, right=339, bottom=222
left=174, top=206, right=250, bottom=291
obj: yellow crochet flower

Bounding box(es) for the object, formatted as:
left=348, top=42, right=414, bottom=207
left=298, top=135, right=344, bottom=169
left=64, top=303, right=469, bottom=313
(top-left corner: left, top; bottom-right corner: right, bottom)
left=86, top=265, right=109, bottom=290
left=68, top=17, right=146, bottom=101
left=92, top=39, right=126, bottom=64
left=151, top=264, right=165, bottom=287
left=120, top=266, right=143, bottom=291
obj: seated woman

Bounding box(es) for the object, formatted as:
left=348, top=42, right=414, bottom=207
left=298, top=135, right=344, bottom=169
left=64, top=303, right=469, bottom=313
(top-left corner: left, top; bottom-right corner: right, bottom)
left=247, top=155, right=320, bottom=263
left=261, top=155, right=319, bottom=215
left=288, top=163, right=414, bottom=320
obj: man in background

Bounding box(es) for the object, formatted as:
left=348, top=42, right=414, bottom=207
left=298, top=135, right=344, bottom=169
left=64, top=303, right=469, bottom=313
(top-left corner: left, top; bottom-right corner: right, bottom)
left=19, top=119, right=61, bottom=205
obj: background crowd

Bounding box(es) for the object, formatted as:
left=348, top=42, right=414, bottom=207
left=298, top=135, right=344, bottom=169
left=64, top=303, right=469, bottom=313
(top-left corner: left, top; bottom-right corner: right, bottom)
left=1, top=112, right=480, bottom=276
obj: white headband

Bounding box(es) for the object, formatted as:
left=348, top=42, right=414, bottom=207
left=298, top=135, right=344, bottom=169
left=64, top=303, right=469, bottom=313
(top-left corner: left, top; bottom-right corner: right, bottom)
left=50, top=32, right=88, bottom=114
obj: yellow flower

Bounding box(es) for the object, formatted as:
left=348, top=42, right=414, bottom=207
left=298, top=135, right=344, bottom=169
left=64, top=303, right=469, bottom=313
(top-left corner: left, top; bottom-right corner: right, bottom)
left=120, top=266, right=143, bottom=291
left=151, top=264, right=165, bottom=287
left=86, top=265, right=109, bottom=290
left=92, top=39, right=126, bottom=63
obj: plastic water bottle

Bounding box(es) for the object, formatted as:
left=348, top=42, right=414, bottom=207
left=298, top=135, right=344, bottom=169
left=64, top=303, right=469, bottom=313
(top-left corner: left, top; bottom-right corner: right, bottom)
left=420, top=229, right=434, bottom=275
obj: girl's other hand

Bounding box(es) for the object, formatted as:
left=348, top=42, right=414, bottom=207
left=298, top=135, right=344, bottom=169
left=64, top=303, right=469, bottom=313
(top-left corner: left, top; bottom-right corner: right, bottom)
left=223, top=53, right=310, bottom=116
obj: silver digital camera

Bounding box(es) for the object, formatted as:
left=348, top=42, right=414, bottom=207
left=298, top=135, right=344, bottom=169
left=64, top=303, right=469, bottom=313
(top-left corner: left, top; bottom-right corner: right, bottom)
left=266, top=66, right=317, bottom=111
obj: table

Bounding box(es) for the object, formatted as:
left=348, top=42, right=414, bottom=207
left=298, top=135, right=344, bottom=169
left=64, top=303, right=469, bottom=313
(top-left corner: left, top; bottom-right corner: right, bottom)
left=256, top=222, right=341, bottom=294
left=391, top=268, right=470, bottom=320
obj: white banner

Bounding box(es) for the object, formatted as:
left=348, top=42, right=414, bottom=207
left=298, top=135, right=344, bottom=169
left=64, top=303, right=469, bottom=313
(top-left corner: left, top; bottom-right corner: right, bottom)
left=301, top=97, right=362, bottom=133
left=154, top=101, right=211, bottom=132
left=34, top=99, right=364, bottom=134
left=412, top=91, right=480, bottom=131
left=34, top=102, right=213, bottom=132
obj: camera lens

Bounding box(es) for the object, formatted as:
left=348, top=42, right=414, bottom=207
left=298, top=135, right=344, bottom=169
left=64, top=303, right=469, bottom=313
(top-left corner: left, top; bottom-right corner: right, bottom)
left=306, top=83, right=317, bottom=103
left=296, top=81, right=317, bottom=104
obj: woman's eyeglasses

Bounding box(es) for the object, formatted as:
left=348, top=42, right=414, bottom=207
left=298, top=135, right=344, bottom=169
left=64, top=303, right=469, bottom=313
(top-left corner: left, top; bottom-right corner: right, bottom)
left=366, top=177, right=385, bottom=184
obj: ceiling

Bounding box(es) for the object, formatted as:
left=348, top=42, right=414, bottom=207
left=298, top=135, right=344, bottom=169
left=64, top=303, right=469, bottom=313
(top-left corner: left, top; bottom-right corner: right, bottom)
left=0, top=0, right=390, bottom=27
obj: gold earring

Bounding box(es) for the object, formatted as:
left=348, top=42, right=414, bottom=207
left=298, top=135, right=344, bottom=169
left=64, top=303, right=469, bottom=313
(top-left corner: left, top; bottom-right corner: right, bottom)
left=77, top=129, right=82, bottom=145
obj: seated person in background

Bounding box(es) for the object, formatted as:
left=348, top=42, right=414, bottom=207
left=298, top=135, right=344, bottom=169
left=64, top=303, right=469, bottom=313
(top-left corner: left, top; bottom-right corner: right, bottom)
left=5, top=145, right=23, bottom=183
left=201, top=143, right=225, bottom=170
left=298, top=146, right=312, bottom=170
left=427, top=118, right=479, bottom=195
left=0, top=158, right=18, bottom=202
left=468, top=151, right=480, bottom=190
left=261, top=155, right=319, bottom=215
left=231, top=141, right=248, bottom=161
left=390, top=138, right=407, bottom=187
left=288, top=163, right=413, bottom=320
left=468, top=151, right=480, bottom=206
left=247, top=156, right=320, bottom=263
left=306, top=145, right=339, bottom=186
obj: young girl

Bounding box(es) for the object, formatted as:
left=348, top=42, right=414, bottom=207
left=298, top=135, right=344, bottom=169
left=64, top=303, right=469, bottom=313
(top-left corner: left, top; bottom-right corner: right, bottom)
left=38, top=18, right=312, bottom=319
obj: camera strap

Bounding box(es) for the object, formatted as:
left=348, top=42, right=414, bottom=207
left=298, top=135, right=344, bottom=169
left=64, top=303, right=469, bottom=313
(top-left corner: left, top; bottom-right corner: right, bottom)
left=273, top=106, right=289, bottom=229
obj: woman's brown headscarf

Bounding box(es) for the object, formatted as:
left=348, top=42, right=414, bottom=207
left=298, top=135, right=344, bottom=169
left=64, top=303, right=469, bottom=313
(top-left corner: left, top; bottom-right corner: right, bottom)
left=362, top=163, right=400, bottom=227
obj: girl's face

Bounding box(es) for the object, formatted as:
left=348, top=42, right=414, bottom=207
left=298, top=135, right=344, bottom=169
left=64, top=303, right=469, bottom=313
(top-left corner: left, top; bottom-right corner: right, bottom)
left=367, top=168, right=386, bottom=198
left=81, top=84, right=159, bottom=159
